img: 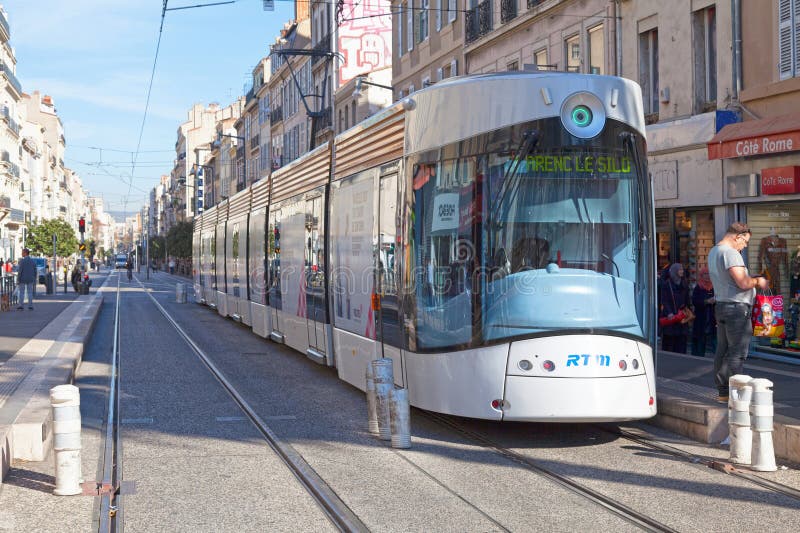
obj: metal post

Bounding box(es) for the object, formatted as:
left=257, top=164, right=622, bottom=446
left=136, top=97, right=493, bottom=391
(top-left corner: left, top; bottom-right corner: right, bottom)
left=389, top=388, right=411, bottom=449
left=728, top=375, right=753, bottom=465
left=365, top=364, right=379, bottom=435
left=50, top=384, right=82, bottom=495
left=371, top=359, right=393, bottom=441
left=146, top=209, right=150, bottom=280
left=750, top=378, right=777, bottom=471
left=51, top=234, right=57, bottom=294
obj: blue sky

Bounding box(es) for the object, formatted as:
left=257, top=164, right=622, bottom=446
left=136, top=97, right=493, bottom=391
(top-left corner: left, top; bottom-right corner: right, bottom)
left=5, top=0, right=294, bottom=218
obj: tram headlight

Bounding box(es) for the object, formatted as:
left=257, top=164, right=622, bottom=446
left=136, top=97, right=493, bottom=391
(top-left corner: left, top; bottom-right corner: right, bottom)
left=518, top=359, right=533, bottom=371
left=561, top=92, right=606, bottom=139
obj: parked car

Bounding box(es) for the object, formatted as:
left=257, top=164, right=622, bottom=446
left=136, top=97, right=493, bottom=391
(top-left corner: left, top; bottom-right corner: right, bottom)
left=115, top=254, right=128, bottom=269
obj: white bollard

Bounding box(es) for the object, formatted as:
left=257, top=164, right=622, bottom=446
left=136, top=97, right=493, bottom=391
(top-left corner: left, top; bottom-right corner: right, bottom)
left=176, top=282, right=186, bottom=303
left=728, top=375, right=753, bottom=464
left=50, top=385, right=82, bottom=496
left=371, top=359, right=394, bottom=441
left=390, top=388, right=411, bottom=449
left=750, top=378, right=777, bottom=472
left=365, top=363, right=379, bottom=435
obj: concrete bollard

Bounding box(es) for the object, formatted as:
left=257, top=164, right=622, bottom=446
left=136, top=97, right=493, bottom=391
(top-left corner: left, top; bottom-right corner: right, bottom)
left=371, top=359, right=394, bottom=441
left=390, top=388, right=411, bottom=449
left=176, top=282, right=186, bottom=303
left=365, top=363, right=379, bottom=435
left=50, top=385, right=82, bottom=496
left=750, top=378, right=777, bottom=472
left=728, top=374, right=753, bottom=465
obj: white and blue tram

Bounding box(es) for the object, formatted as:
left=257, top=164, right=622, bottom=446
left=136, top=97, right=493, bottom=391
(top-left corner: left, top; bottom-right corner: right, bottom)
left=194, top=72, right=657, bottom=421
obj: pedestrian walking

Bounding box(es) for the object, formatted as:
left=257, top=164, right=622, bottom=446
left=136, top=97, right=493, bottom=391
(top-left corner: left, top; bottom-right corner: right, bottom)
left=691, top=266, right=717, bottom=357
left=708, top=222, right=769, bottom=403
left=169, top=257, right=175, bottom=275
left=126, top=259, right=133, bottom=281
left=658, top=263, right=692, bottom=354
left=71, top=264, right=81, bottom=292
left=15, top=248, right=36, bottom=310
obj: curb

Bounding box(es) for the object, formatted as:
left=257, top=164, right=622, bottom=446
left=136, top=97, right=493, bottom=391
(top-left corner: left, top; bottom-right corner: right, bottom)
left=0, top=291, right=103, bottom=483
left=651, top=395, right=800, bottom=464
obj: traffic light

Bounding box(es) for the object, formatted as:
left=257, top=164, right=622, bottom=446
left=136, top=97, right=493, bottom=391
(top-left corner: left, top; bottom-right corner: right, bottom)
left=79, top=243, right=86, bottom=252
left=78, top=217, right=85, bottom=234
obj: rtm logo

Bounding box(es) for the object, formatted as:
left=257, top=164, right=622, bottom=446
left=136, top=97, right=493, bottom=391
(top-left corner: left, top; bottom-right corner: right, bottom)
left=566, top=354, right=611, bottom=367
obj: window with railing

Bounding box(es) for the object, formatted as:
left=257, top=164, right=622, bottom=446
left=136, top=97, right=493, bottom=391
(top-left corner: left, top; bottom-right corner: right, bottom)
left=312, top=34, right=330, bottom=65
left=501, top=0, right=517, bottom=24
left=527, top=0, right=543, bottom=8
left=465, top=0, right=492, bottom=44
left=271, top=105, right=283, bottom=123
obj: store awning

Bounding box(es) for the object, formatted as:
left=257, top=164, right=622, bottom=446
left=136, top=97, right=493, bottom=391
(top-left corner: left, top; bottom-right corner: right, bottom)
left=707, top=111, right=800, bottom=160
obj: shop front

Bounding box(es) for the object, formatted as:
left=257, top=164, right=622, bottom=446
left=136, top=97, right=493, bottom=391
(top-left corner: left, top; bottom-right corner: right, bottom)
left=708, top=113, right=800, bottom=351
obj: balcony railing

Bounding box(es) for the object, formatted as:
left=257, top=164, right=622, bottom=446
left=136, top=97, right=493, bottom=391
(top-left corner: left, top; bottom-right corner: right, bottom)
left=316, top=106, right=332, bottom=131
left=527, top=0, right=544, bottom=8
left=0, top=10, right=9, bottom=39
left=250, top=134, right=260, bottom=150
left=312, top=35, right=331, bottom=66
left=501, top=0, right=517, bottom=23
left=270, top=105, right=283, bottom=123
left=465, top=1, right=493, bottom=45
left=0, top=105, right=20, bottom=136
left=245, top=87, right=255, bottom=104
left=0, top=61, right=22, bottom=95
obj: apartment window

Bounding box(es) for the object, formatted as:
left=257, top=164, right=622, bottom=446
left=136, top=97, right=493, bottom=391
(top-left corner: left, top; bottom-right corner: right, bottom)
left=507, top=61, right=519, bottom=71
left=451, top=59, right=458, bottom=76
left=345, top=104, right=349, bottom=130
left=407, top=0, right=414, bottom=51
left=436, top=0, right=442, bottom=30
left=448, top=0, right=456, bottom=23
left=564, top=34, right=581, bottom=72
left=639, top=28, right=659, bottom=115
left=694, top=6, right=717, bottom=109
left=398, top=4, right=404, bottom=56
left=779, top=0, right=800, bottom=79
left=534, top=48, right=552, bottom=71
left=351, top=101, right=356, bottom=126
left=588, top=25, right=604, bottom=75
left=437, top=67, right=444, bottom=81
left=418, top=0, right=430, bottom=42
left=339, top=109, right=343, bottom=131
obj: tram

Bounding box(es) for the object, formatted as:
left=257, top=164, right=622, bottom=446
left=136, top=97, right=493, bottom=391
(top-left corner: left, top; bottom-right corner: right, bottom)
left=194, top=72, right=657, bottom=421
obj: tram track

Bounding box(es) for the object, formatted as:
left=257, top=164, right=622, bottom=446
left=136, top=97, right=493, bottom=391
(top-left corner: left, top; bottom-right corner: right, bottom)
left=134, top=275, right=368, bottom=533
left=420, top=412, right=678, bottom=533
left=598, top=425, right=800, bottom=503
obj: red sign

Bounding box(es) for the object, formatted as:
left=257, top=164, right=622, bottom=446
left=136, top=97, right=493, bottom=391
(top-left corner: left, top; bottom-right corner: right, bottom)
left=708, top=131, right=800, bottom=160
left=761, top=166, right=800, bottom=195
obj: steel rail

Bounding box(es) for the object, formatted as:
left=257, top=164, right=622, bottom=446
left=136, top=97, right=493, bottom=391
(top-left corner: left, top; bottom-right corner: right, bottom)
left=98, top=274, right=122, bottom=532
left=423, top=412, right=678, bottom=533
left=606, top=426, right=800, bottom=502
left=138, top=278, right=368, bottom=533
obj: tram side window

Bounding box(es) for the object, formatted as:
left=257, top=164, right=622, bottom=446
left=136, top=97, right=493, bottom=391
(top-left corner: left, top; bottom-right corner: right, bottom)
left=215, top=223, right=226, bottom=292
left=412, top=158, right=477, bottom=349
left=268, top=211, right=282, bottom=310
left=249, top=210, right=267, bottom=306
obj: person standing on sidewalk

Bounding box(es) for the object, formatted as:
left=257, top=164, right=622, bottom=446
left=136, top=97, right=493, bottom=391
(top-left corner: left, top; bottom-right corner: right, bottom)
left=16, top=248, right=36, bottom=310
left=708, top=222, right=769, bottom=403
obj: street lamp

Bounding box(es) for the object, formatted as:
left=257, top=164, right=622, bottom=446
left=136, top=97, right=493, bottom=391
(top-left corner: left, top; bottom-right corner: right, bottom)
left=352, top=76, right=394, bottom=98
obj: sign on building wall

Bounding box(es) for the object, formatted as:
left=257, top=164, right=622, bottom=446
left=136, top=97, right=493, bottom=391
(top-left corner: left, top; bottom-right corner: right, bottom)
left=337, top=0, right=392, bottom=85
left=651, top=160, right=679, bottom=200
left=761, top=166, right=800, bottom=195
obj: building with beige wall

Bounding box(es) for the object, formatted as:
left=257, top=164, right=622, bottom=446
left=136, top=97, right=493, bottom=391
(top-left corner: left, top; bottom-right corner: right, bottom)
left=0, top=6, right=23, bottom=261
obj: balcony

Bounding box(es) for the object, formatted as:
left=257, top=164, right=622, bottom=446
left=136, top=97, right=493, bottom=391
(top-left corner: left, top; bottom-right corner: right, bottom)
left=250, top=134, right=260, bottom=150
left=501, top=0, right=517, bottom=24
left=312, top=35, right=331, bottom=66
left=527, top=0, right=544, bottom=8
left=0, top=61, right=22, bottom=96
left=245, top=87, right=255, bottom=105
left=270, top=105, right=283, bottom=123
left=465, top=1, right=493, bottom=45
left=0, top=105, right=20, bottom=136
left=0, top=10, right=9, bottom=40
left=316, top=106, right=332, bottom=131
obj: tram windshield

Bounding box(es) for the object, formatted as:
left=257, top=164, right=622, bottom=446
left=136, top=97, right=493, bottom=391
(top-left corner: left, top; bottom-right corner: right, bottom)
left=410, top=118, right=654, bottom=350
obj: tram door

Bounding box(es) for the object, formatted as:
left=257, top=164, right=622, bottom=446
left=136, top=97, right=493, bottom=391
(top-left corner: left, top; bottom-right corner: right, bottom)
left=305, top=194, right=327, bottom=361
left=268, top=208, right=283, bottom=342
left=376, top=172, right=404, bottom=387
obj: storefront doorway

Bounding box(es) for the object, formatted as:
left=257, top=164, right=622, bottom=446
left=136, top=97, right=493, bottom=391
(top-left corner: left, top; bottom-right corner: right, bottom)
left=655, top=208, right=715, bottom=287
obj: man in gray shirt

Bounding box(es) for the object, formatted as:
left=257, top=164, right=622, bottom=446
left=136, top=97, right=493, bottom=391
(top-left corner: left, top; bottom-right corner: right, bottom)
left=16, top=248, right=37, bottom=310
left=707, top=222, right=768, bottom=402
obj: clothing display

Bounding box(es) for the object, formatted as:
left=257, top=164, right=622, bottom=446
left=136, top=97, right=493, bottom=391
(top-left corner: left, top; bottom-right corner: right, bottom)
left=759, top=232, right=788, bottom=292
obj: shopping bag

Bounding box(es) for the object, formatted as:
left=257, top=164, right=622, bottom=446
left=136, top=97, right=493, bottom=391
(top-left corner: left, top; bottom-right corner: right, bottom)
left=752, top=293, right=785, bottom=338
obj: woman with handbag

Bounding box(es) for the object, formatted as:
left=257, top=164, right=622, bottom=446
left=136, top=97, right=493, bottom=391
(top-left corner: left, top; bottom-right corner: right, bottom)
left=659, top=263, right=692, bottom=353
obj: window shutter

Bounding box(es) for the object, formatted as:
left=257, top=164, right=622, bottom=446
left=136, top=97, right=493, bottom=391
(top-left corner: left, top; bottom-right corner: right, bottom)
left=436, top=0, right=442, bottom=30
left=795, top=0, right=800, bottom=76
left=449, top=0, right=456, bottom=23
left=451, top=59, right=458, bottom=76
left=408, top=0, right=414, bottom=51
left=437, top=67, right=443, bottom=81
left=780, top=0, right=793, bottom=79
left=398, top=5, right=404, bottom=56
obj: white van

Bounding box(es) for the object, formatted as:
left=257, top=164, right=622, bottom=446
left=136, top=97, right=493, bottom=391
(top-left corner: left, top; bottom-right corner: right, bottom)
left=115, top=254, right=128, bottom=269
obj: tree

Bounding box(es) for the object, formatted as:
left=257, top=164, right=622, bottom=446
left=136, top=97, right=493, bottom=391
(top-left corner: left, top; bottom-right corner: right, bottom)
left=166, top=221, right=193, bottom=258
left=149, top=235, right=166, bottom=261
left=26, top=219, right=79, bottom=257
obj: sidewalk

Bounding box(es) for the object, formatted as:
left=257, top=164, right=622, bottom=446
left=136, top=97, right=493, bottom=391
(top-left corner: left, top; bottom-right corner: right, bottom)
left=654, top=349, right=800, bottom=462
left=0, top=269, right=107, bottom=484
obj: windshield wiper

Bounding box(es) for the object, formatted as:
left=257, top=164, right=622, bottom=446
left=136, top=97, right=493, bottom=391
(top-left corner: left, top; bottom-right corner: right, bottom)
left=490, top=129, right=541, bottom=218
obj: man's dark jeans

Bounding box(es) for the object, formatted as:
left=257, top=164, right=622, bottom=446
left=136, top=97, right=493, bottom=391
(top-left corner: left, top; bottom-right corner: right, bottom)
left=714, top=302, right=752, bottom=395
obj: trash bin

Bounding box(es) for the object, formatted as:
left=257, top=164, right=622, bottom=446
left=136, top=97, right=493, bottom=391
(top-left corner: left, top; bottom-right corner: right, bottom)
left=46, top=273, right=54, bottom=294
